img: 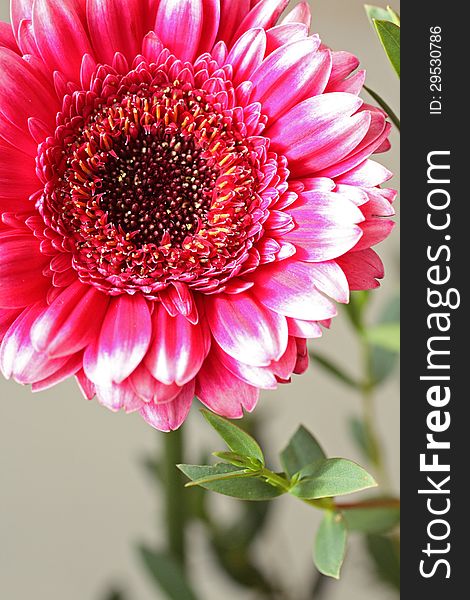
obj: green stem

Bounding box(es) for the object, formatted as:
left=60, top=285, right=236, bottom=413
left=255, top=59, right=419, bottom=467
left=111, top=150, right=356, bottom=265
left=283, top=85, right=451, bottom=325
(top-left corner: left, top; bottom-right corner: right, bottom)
left=310, top=572, right=330, bottom=600
left=259, top=467, right=291, bottom=492
left=361, top=338, right=390, bottom=490
left=335, top=498, right=400, bottom=511
left=163, top=428, right=186, bottom=565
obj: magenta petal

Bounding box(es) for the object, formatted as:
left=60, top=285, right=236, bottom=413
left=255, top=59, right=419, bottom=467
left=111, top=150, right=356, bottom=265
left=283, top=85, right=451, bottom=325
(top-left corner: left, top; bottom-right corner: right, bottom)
left=285, top=191, right=364, bottom=261
left=251, top=40, right=331, bottom=122
left=145, top=304, right=210, bottom=386
left=154, top=0, right=204, bottom=62
left=298, top=111, right=372, bottom=174
left=287, top=317, right=323, bottom=338
left=227, top=27, right=266, bottom=86
left=294, top=338, right=309, bottom=374
left=265, top=23, right=309, bottom=54
left=327, top=69, right=365, bottom=95
left=281, top=1, right=312, bottom=27
left=318, top=117, right=392, bottom=179
left=301, top=261, right=350, bottom=303
left=0, top=308, right=22, bottom=340
left=291, top=176, right=335, bottom=194
left=33, top=0, right=93, bottom=83
left=140, top=380, right=195, bottom=431
left=31, top=280, right=110, bottom=358
left=253, top=258, right=338, bottom=321
left=218, top=0, right=250, bottom=45
left=336, top=159, right=393, bottom=187
left=361, top=187, right=396, bottom=217
left=0, top=234, right=49, bottom=309
left=267, top=92, right=363, bottom=165
left=142, top=31, right=164, bottom=62
left=145, top=0, right=160, bottom=27
left=32, top=352, right=83, bottom=392
left=0, top=21, right=19, bottom=53
left=0, top=140, right=39, bottom=200
left=17, top=18, right=39, bottom=55
left=84, top=294, right=151, bottom=385
left=327, top=51, right=360, bottom=88
left=233, top=0, right=289, bottom=42
left=337, top=248, right=384, bottom=290
left=0, top=48, right=57, bottom=153
left=205, top=291, right=288, bottom=366
left=10, top=0, right=34, bottom=39
left=333, top=183, right=369, bottom=206
left=215, top=346, right=278, bottom=389
left=75, top=368, right=95, bottom=400
left=355, top=219, right=395, bottom=252
left=0, top=302, right=68, bottom=384
left=95, top=379, right=145, bottom=413
left=129, top=363, right=181, bottom=403
left=271, top=336, right=297, bottom=379
left=196, top=352, right=259, bottom=418
left=197, top=0, right=221, bottom=54
left=87, top=0, right=144, bottom=64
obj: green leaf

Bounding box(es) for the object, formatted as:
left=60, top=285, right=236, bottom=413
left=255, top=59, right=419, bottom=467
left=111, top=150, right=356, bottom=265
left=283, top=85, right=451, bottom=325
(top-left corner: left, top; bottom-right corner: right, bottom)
left=310, top=352, right=360, bottom=390
left=365, top=5, right=400, bottom=26
left=367, top=322, right=400, bottom=352
left=184, top=468, right=253, bottom=488
left=313, top=511, right=347, bottom=579
left=366, top=534, right=400, bottom=590
left=342, top=499, right=400, bottom=534
left=364, top=86, right=400, bottom=131
left=290, top=458, right=377, bottom=500
left=178, top=463, right=284, bottom=500
left=280, top=425, right=327, bottom=478
left=201, top=410, right=264, bottom=465
left=349, top=417, right=380, bottom=464
left=139, top=547, right=199, bottom=600
left=374, top=19, right=400, bottom=77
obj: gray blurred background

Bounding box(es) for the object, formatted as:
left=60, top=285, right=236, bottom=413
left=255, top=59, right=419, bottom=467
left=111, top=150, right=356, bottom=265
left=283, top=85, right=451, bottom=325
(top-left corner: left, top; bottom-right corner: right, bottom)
left=0, top=1, right=400, bottom=598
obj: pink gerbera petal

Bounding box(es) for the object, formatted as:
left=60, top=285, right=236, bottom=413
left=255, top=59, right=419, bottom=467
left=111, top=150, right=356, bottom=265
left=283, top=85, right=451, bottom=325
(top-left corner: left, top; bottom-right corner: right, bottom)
left=84, top=295, right=151, bottom=385
left=196, top=352, right=259, bottom=418
left=140, top=381, right=195, bottom=432
left=87, top=0, right=145, bottom=65
left=32, top=0, right=94, bottom=83
left=154, top=0, right=204, bottom=62
left=205, top=291, right=288, bottom=366
left=145, top=304, right=210, bottom=386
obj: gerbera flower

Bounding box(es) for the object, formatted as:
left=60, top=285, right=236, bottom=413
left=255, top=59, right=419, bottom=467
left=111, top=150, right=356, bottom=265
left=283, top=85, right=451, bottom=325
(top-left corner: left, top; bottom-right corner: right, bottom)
left=0, top=0, right=395, bottom=431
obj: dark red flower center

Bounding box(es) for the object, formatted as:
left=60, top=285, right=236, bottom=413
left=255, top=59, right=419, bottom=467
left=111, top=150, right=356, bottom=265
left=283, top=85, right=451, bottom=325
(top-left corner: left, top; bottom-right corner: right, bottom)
left=83, top=115, right=219, bottom=247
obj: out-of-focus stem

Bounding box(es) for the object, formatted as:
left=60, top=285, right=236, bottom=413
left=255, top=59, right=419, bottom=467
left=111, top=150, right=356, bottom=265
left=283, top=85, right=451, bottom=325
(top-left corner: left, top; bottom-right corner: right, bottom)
left=361, top=337, right=391, bottom=490
left=163, top=428, right=186, bottom=565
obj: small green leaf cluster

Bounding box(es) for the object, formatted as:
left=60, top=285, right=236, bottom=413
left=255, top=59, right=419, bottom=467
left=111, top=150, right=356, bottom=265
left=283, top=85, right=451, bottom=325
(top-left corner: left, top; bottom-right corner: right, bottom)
left=178, top=411, right=389, bottom=579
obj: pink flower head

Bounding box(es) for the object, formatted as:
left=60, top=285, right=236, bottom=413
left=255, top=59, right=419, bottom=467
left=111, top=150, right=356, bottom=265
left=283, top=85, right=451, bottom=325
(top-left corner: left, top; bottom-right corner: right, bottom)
left=0, top=0, right=395, bottom=431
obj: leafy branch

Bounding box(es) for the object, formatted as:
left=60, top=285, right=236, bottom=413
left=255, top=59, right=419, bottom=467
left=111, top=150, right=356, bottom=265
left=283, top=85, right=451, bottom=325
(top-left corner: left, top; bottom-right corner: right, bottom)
left=178, top=411, right=399, bottom=580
